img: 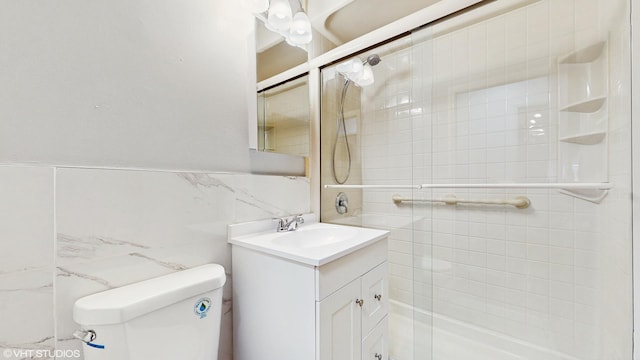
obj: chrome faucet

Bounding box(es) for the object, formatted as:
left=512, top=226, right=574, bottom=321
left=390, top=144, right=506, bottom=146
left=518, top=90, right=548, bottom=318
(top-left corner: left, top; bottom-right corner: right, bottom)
left=274, top=214, right=305, bottom=232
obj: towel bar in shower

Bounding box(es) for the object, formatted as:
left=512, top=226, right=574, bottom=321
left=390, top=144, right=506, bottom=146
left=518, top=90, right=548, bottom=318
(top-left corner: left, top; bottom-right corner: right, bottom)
left=391, top=194, right=531, bottom=209
left=324, top=182, right=612, bottom=190
left=324, top=183, right=612, bottom=204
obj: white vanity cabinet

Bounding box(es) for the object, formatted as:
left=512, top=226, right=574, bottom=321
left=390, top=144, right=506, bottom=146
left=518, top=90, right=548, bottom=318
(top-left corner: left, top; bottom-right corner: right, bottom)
left=230, top=223, right=388, bottom=360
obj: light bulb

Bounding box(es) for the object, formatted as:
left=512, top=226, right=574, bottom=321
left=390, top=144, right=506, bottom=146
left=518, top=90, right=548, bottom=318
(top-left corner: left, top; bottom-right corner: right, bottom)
left=336, top=58, right=364, bottom=81
left=243, top=0, right=269, bottom=14
left=336, top=60, right=354, bottom=75
left=267, top=0, right=292, bottom=31
left=348, top=59, right=364, bottom=75
left=289, top=12, right=312, bottom=45
left=355, top=64, right=374, bottom=87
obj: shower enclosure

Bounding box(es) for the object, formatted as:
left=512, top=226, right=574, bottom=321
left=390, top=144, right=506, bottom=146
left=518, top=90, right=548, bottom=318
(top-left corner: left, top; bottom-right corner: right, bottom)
left=320, top=0, right=632, bottom=359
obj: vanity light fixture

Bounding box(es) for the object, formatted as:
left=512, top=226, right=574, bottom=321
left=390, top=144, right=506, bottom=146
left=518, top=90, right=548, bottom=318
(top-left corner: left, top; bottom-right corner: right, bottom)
left=336, top=54, right=381, bottom=87
left=244, top=0, right=313, bottom=47
left=267, top=0, right=293, bottom=31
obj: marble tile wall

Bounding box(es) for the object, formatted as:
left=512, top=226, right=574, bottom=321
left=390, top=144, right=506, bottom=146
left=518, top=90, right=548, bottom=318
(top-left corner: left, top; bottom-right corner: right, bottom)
left=0, top=166, right=55, bottom=359
left=0, top=166, right=309, bottom=360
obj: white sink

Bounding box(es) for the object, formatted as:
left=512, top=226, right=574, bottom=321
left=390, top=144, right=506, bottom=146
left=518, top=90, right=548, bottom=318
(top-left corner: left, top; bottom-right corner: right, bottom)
left=228, top=215, right=388, bottom=266
left=271, top=227, right=358, bottom=248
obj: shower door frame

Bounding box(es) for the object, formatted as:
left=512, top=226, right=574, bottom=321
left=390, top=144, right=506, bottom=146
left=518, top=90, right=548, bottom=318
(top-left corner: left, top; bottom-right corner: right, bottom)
left=631, top=0, right=639, bottom=358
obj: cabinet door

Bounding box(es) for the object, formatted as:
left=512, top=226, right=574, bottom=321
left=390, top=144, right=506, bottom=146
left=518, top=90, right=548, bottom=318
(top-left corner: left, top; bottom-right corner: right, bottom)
left=361, top=316, right=388, bottom=360
left=361, top=263, right=388, bottom=335
left=318, top=279, right=362, bottom=360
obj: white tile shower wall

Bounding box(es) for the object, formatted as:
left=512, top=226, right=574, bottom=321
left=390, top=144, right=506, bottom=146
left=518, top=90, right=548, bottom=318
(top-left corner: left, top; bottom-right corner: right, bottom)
left=597, top=1, right=633, bottom=358
left=355, top=0, right=631, bottom=359
left=0, top=166, right=309, bottom=360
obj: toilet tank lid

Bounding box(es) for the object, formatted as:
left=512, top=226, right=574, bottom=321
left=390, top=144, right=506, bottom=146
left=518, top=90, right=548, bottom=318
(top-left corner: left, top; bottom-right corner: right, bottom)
left=73, top=264, right=226, bottom=326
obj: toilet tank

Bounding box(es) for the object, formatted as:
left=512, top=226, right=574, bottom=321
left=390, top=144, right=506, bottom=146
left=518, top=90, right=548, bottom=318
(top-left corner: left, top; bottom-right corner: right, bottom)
left=73, top=264, right=226, bottom=360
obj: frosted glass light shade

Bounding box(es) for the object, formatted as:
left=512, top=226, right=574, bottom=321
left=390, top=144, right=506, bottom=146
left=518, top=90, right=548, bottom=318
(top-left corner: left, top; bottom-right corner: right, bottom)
left=243, top=0, right=269, bottom=14
left=336, top=58, right=364, bottom=80
left=355, top=64, right=374, bottom=86
left=268, top=0, right=292, bottom=31
left=289, top=12, right=312, bottom=45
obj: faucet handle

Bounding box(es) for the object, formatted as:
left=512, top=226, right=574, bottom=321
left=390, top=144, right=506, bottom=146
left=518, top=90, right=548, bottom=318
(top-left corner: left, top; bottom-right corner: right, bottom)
left=287, top=221, right=300, bottom=231
left=273, top=217, right=285, bottom=231
left=286, top=215, right=303, bottom=231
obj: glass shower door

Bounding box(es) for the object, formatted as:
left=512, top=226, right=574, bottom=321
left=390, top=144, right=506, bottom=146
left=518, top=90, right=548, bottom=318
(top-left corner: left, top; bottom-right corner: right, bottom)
left=320, top=0, right=632, bottom=358
left=409, top=0, right=632, bottom=359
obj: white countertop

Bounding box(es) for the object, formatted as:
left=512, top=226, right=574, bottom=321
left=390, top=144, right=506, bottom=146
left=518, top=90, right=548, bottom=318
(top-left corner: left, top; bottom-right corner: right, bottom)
left=228, top=216, right=389, bottom=266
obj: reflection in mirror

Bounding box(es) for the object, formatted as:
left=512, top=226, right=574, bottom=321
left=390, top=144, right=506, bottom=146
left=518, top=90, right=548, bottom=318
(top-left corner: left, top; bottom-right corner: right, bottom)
left=257, top=75, right=310, bottom=157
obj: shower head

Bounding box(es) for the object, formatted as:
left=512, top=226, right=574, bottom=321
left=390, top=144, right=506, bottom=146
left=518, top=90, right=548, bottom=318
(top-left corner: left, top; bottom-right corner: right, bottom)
left=365, top=54, right=381, bottom=66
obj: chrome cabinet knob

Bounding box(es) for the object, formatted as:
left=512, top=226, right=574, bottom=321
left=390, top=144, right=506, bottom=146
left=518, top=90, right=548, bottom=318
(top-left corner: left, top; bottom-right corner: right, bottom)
left=375, top=353, right=382, bottom=360
left=374, top=294, right=382, bottom=301
left=355, top=299, right=364, bottom=307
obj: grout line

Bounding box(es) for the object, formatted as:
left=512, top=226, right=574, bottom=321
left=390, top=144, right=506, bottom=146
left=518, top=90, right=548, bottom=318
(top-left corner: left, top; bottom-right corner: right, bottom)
left=52, top=167, right=58, bottom=350
left=0, top=163, right=308, bottom=177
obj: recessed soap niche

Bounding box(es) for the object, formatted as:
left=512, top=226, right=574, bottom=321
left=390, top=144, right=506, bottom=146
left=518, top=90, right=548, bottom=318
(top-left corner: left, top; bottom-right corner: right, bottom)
left=557, top=41, right=609, bottom=203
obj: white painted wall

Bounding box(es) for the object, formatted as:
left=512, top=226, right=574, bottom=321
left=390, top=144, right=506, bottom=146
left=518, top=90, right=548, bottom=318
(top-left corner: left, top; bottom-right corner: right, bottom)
left=0, top=0, right=254, bottom=172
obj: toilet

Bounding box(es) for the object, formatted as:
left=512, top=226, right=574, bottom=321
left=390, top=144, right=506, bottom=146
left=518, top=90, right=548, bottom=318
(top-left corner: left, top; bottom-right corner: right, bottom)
left=73, top=264, right=226, bottom=360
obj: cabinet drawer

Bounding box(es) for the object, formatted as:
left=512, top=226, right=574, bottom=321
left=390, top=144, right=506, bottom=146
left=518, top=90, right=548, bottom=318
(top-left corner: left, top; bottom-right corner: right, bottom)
left=361, top=263, right=388, bottom=335
left=316, top=238, right=387, bottom=301
left=362, top=316, right=388, bottom=360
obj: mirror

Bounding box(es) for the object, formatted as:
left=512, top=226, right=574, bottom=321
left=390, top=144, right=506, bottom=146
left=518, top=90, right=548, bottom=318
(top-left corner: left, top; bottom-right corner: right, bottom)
left=257, top=75, right=310, bottom=157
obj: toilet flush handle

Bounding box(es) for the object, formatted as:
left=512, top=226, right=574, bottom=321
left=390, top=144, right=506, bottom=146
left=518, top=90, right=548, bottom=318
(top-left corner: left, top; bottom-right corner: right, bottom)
left=73, top=329, right=106, bottom=349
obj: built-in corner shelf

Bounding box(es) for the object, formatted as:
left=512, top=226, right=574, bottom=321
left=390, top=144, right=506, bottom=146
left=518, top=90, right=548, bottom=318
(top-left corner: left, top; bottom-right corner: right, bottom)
left=559, top=131, right=606, bottom=145
left=557, top=40, right=609, bottom=203
left=558, top=42, right=607, bottom=64
left=559, top=96, right=606, bottom=113
left=558, top=188, right=609, bottom=204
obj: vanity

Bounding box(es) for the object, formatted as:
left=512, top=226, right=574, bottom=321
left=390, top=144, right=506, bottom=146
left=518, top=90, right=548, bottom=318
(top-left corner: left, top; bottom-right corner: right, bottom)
left=228, top=214, right=389, bottom=360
